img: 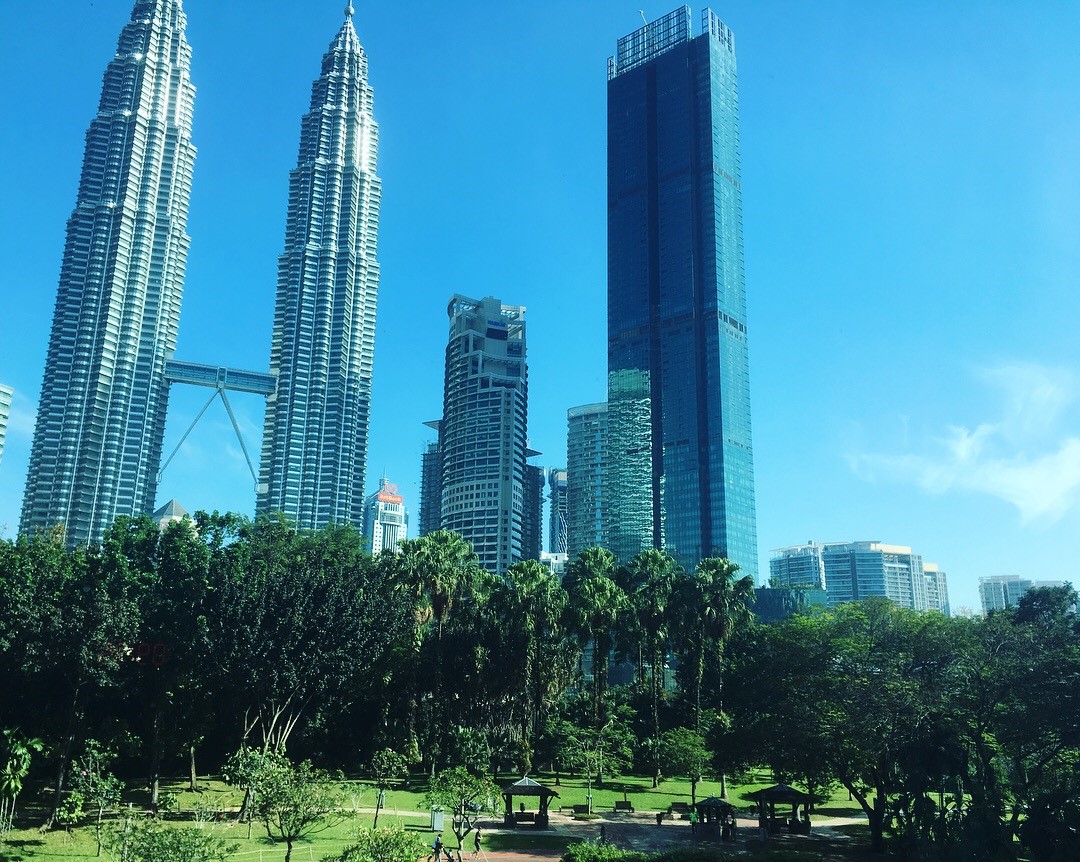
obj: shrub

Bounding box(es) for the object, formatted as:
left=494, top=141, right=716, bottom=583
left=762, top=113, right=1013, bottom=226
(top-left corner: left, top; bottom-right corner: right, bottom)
left=562, top=840, right=651, bottom=862
left=106, top=820, right=237, bottom=862
left=323, top=826, right=432, bottom=862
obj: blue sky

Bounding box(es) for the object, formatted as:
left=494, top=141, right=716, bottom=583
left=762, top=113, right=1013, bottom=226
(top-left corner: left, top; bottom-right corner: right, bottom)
left=2, top=1, right=1079, bottom=613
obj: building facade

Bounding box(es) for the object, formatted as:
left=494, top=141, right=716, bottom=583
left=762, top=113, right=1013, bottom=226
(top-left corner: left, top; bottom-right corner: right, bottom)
left=363, top=477, right=408, bottom=554
left=418, top=433, right=443, bottom=537
left=979, top=575, right=1069, bottom=614
left=606, top=7, right=758, bottom=578
left=21, top=0, right=196, bottom=546
left=566, top=402, right=608, bottom=559
left=822, top=541, right=929, bottom=610
left=0, top=385, right=12, bottom=468
left=429, top=295, right=529, bottom=574
left=923, top=563, right=951, bottom=616
left=258, top=7, right=382, bottom=531
left=521, top=464, right=545, bottom=562
left=547, top=468, right=569, bottom=555
left=769, top=543, right=827, bottom=589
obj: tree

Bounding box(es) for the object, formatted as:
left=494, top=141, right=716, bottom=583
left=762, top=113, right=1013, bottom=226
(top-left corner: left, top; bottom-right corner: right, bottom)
left=564, top=548, right=626, bottom=723
left=622, top=549, right=683, bottom=787
left=369, top=748, right=409, bottom=827
left=0, top=728, right=43, bottom=836
left=254, top=758, right=352, bottom=862
left=71, top=739, right=124, bottom=856
left=659, top=727, right=710, bottom=806
left=323, top=826, right=431, bottom=862
left=494, top=561, right=568, bottom=752
left=557, top=716, right=634, bottom=813
left=221, top=746, right=287, bottom=837
left=424, top=767, right=499, bottom=859
left=106, top=818, right=236, bottom=862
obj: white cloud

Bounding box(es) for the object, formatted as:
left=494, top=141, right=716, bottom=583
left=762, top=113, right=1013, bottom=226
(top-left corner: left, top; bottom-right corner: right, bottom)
left=852, top=363, right=1080, bottom=523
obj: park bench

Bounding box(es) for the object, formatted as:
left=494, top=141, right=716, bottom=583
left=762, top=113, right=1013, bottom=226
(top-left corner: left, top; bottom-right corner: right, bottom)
left=572, top=804, right=590, bottom=816
left=614, top=801, right=635, bottom=813
left=669, top=802, right=691, bottom=819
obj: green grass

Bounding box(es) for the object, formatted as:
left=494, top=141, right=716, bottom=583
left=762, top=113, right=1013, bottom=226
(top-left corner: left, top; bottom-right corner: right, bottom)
left=0, top=770, right=867, bottom=860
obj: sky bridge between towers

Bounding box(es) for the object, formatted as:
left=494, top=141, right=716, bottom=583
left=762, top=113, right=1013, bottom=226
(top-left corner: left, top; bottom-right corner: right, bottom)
left=158, top=360, right=276, bottom=488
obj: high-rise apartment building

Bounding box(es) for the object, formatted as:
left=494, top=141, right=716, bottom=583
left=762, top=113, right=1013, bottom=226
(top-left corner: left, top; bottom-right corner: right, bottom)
left=258, top=7, right=382, bottom=531
left=822, top=541, right=929, bottom=610
left=21, top=0, right=196, bottom=546
left=428, top=296, right=529, bottom=574
left=363, top=477, right=408, bottom=554
left=522, top=464, right=545, bottom=562
left=566, top=403, right=608, bottom=559
left=418, top=432, right=443, bottom=537
left=770, top=543, right=827, bottom=589
left=0, top=385, right=12, bottom=468
left=547, top=468, right=569, bottom=555
left=923, top=564, right=951, bottom=616
left=606, top=7, right=757, bottom=578
left=979, top=575, right=1070, bottom=614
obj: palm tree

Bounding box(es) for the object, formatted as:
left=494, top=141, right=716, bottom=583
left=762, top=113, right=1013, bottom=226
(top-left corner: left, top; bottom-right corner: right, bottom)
left=394, top=531, right=481, bottom=770
left=0, top=728, right=44, bottom=834
left=564, top=548, right=626, bottom=724
left=497, top=561, right=568, bottom=752
left=677, top=557, right=754, bottom=795
left=623, top=549, right=685, bottom=786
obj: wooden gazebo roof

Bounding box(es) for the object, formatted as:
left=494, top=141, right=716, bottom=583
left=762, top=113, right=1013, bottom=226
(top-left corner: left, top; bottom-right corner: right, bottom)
left=501, top=777, right=559, bottom=799
left=747, top=783, right=813, bottom=804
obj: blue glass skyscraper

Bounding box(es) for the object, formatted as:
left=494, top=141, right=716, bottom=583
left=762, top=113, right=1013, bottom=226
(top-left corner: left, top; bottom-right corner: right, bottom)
left=606, top=7, right=758, bottom=580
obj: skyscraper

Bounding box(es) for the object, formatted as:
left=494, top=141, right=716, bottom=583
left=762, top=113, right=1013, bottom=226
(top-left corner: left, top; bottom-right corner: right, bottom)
left=979, top=575, right=1070, bottom=614
left=431, top=295, right=529, bottom=574
left=923, top=563, right=951, bottom=617
left=522, top=464, right=545, bottom=561
left=363, top=477, right=408, bottom=554
left=547, top=467, right=569, bottom=555
left=21, top=0, right=196, bottom=546
left=418, top=432, right=443, bottom=537
left=606, top=7, right=758, bottom=579
left=0, top=385, right=13, bottom=468
left=258, top=6, right=382, bottom=531
left=769, top=543, right=827, bottom=589
left=566, top=402, right=608, bottom=559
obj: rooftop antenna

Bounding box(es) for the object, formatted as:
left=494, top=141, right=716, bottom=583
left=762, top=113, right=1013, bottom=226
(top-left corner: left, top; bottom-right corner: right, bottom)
left=639, top=9, right=648, bottom=25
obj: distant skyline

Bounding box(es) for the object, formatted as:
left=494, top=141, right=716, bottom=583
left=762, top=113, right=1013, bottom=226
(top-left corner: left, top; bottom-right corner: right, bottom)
left=2, top=2, right=1079, bottom=613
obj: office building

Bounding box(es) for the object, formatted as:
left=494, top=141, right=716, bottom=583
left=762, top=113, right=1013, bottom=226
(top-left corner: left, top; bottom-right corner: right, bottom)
left=258, top=7, right=382, bottom=530
left=979, top=575, right=1070, bottom=614
left=770, top=543, right=827, bottom=589
left=540, top=551, right=569, bottom=578
left=0, top=385, right=12, bottom=467
left=822, top=541, right=929, bottom=610
left=923, top=564, right=951, bottom=616
left=363, top=477, right=408, bottom=554
left=566, top=403, right=608, bottom=559
left=21, top=0, right=196, bottom=546
left=153, top=499, right=189, bottom=532
left=606, top=7, right=757, bottom=578
left=547, top=468, right=569, bottom=555
left=418, top=434, right=443, bottom=537
left=522, top=464, right=544, bottom=561
left=429, top=296, right=530, bottom=574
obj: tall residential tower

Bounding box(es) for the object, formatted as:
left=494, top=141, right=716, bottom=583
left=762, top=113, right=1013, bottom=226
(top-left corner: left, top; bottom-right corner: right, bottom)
left=21, top=0, right=196, bottom=545
left=428, top=296, right=530, bottom=574
left=606, top=7, right=758, bottom=579
left=258, top=7, right=382, bottom=530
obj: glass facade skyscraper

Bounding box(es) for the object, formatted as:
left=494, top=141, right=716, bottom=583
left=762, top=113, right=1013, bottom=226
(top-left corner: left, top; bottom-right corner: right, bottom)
left=547, top=467, right=569, bottom=555
left=566, top=402, right=608, bottom=560
left=258, top=7, right=382, bottom=530
left=21, top=0, right=196, bottom=546
left=0, top=385, right=13, bottom=469
left=606, top=7, right=758, bottom=578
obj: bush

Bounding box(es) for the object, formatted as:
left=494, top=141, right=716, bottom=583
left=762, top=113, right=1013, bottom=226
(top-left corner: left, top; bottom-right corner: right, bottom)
left=324, top=826, right=432, bottom=862
left=106, top=820, right=237, bottom=862
left=562, top=840, right=651, bottom=862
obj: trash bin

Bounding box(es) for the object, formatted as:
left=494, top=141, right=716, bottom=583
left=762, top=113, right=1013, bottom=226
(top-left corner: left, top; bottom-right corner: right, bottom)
left=430, top=806, right=445, bottom=832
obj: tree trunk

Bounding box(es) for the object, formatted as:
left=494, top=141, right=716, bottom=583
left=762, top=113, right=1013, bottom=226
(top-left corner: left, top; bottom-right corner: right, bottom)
left=651, top=641, right=661, bottom=788
left=720, top=773, right=727, bottom=798
left=148, top=710, right=162, bottom=810
left=373, top=791, right=382, bottom=827
left=691, top=778, right=697, bottom=807
left=45, top=727, right=77, bottom=829
left=869, top=793, right=886, bottom=853
left=188, top=743, right=198, bottom=793
left=285, top=837, right=294, bottom=862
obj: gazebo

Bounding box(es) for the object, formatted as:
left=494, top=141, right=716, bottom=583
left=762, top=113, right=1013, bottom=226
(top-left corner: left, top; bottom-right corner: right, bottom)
left=746, top=784, right=814, bottom=835
left=501, top=777, right=559, bottom=828
left=694, top=797, right=737, bottom=841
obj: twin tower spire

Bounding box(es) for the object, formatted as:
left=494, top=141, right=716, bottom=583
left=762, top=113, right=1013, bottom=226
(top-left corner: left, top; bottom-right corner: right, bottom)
left=21, top=1, right=382, bottom=544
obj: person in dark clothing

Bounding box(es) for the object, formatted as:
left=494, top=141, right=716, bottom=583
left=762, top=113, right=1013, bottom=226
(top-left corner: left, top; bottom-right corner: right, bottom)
left=473, top=829, right=482, bottom=857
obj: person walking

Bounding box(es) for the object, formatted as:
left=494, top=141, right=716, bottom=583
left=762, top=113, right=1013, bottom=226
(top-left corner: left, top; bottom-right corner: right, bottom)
left=473, top=828, right=482, bottom=857
left=689, top=809, right=698, bottom=834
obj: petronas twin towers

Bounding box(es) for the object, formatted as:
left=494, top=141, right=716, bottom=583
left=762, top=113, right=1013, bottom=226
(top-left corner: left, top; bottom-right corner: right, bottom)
left=21, top=1, right=383, bottom=545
